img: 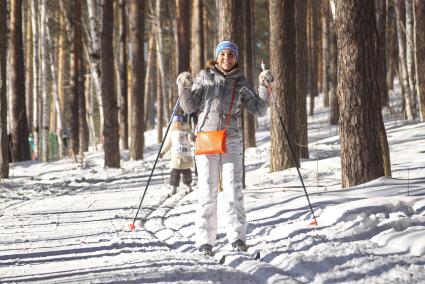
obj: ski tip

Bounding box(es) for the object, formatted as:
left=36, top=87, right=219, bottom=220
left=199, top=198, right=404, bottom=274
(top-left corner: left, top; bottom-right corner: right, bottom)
left=129, top=223, right=135, bottom=231
left=219, top=255, right=226, bottom=265
left=309, top=219, right=318, bottom=226
left=254, top=252, right=261, bottom=260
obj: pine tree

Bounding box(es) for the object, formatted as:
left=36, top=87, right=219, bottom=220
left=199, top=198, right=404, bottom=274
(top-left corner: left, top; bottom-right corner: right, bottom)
left=101, top=0, right=120, bottom=167
left=10, top=0, right=31, bottom=162
left=0, top=0, right=8, bottom=177
left=129, top=0, right=145, bottom=160
left=336, top=0, right=386, bottom=187
left=269, top=0, right=297, bottom=171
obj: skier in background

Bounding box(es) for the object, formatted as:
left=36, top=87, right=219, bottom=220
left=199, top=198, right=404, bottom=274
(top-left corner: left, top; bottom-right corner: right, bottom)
left=160, top=114, right=194, bottom=196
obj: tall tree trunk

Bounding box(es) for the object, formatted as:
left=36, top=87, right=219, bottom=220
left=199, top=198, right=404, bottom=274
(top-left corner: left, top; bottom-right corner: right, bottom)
left=87, top=0, right=105, bottom=136
left=118, top=0, right=128, bottom=150
left=46, top=22, right=65, bottom=159
left=328, top=1, right=339, bottom=125
left=58, top=7, right=67, bottom=124
left=322, top=0, right=330, bottom=107
left=203, top=2, right=217, bottom=61
left=386, top=0, right=397, bottom=92
left=85, top=75, right=98, bottom=151
left=416, top=0, right=425, bottom=121
left=40, top=0, right=50, bottom=161
left=396, top=1, right=415, bottom=120
left=336, top=0, right=386, bottom=187
left=296, top=0, right=309, bottom=158
left=191, top=0, right=204, bottom=76
left=79, top=62, right=88, bottom=153
left=405, top=0, right=417, bottom=113
left=243, top=0, right=256, bottom=149
left=156, top=61, right=164, bottom=143
left=101, top=0, right=120, bottom=167
left=30, top=0, right=40, bottom=160
left=70, top=0, right=81, bottom=158
left=0, top=0, right=8, bottom=177
left=218, top=0, right=241, bottom=44
left=270, top=0, right=297, bottom=172
left=144, top=34, right=155, bottom=130
left=154, top=0, right=170, bottom=122
left=308, top=0, right=320, bottom=116
left=24, top=2, right=33, bottom=131
left=176, top=0, right=191, bottom=74
left=129, top=0, right=145, bottom=160
left=11, top=0, right=31, bottom=162
left=376, top=0, right=389, bottom=108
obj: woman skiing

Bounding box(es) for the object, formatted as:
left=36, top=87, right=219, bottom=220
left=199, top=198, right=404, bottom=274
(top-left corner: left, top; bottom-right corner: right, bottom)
left=176, top=40, right=273, bottom=255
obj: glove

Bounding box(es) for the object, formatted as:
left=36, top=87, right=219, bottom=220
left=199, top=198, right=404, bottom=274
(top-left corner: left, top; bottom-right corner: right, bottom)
left=176, top=71, right=193, bottom=89
left=259, top=70, right=274, bottom=87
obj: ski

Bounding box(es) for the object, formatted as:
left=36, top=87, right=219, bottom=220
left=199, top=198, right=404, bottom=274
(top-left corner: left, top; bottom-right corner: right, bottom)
left=217, top=250, right=261, bottom=265
left=200, top=250, right=261, bottom=265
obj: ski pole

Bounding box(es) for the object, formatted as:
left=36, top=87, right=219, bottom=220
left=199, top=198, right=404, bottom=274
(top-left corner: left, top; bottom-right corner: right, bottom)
left=261, top=60, right=318, bottom=226
left=129, top=98, right=181, bottom=231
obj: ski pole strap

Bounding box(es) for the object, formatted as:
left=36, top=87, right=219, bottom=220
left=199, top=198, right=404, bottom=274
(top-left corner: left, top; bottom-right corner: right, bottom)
left=225, top=81, right=237, bottom=128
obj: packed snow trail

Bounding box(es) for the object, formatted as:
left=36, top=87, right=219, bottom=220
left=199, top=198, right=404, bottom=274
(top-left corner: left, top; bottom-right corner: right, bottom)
left=1, top=120, right=424, bottom=283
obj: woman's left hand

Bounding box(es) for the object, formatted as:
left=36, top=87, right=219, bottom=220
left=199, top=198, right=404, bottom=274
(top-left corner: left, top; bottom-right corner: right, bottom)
left=259, top=70, right=274, bottom=87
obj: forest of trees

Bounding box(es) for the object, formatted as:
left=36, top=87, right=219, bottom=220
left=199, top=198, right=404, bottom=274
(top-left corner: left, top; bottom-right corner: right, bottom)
left=0, top=0, right=424, bottom=188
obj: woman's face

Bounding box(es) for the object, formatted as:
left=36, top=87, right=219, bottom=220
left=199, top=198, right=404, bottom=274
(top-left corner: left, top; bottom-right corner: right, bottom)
left=217, top=49, right=237, bottom=71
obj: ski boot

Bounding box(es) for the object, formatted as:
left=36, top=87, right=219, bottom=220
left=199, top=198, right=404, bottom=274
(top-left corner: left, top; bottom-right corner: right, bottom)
left=232, top=239, right=248, bottom=252
left=198, top=244, right=213, bottom=256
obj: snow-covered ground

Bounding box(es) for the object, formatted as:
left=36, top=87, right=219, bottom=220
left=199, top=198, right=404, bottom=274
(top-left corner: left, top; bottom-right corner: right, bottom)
left=1, top=97, right=424, bottom=283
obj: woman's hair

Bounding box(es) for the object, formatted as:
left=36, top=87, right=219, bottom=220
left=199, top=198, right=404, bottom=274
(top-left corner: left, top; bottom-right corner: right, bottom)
left=205, top=60, right=240, bottom=71
left=205, top=60, right=218, bottom=69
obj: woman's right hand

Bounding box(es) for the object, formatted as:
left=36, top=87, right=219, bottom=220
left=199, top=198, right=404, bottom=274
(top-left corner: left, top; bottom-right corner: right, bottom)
left=176, top=71, right=193, bottom=89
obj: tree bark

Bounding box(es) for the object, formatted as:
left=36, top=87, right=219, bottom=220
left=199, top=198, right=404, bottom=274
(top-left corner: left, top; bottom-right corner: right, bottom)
left=376, top=0, right=389, bottom=108
left=129, top=0, right=145, bottom=160
left=101, top=0, right=120, bottom=167
left=328, top=1, right=339, bottom=125
left=191, top=0, right=204, bottom=76
left=176, top=0, right=191, bottom=74
left=385, top=0, right=396, bottom=94
left=24, top=2, right=33, bottom=131
left=396, top=1, right=415, bottom=120
left=296, top=0, right=309, bottom=158
left=322, top=0, right=330, bottom=107
left=39, top=0, right=50, bottom=161
left=10, top=0, right=31, bottom=162
left=87, top=0, right=105, bottom=135
left=70, top=0, right=82, bottom=159
left=156, top=60, right=164, bottom=143
left=46, top=21, right=65, bottom=160
left=79, top=62, right=88, bottom=153
left=270, top=0, right=297, bottom=172
left=0, top=0, right=8, bottom=177
left=405, top=0, right=417, bottom=112
left=154, top=0, right=170, bottom=122
left=336, top=0, right=386, bottom=187
left=144, top=34, right=156, bottom=130
left=309, top=0, right=320, bottom=116
left=30, top=0, right=40, bottom=160
left=416, top=0, right=425, bottom=121
left=243, top=0, right=256, bottom=149
left=118, top=0, right=128, bottom=150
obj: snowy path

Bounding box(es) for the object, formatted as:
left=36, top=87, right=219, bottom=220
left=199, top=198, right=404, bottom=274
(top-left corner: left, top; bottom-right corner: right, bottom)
left=1, top=121, right=425, bottom=283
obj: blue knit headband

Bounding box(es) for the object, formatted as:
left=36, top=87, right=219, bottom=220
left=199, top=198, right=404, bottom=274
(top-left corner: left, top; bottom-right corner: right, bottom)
left=215, top=41, right=239, bottom=61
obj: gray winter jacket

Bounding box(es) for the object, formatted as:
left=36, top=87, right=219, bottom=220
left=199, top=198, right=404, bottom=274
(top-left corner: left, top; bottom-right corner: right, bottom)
left=178, top=64, right=269, bottom=139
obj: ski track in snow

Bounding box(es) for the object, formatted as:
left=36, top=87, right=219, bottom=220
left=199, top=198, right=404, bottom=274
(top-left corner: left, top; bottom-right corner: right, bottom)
left=1, top=101, right=425, bottom=283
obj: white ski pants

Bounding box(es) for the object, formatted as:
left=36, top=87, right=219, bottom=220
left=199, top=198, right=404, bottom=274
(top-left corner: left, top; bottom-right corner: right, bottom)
left=194, top=137, right=246, bottom=247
